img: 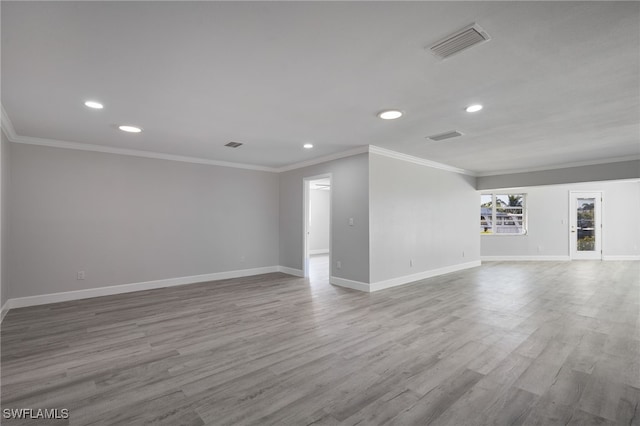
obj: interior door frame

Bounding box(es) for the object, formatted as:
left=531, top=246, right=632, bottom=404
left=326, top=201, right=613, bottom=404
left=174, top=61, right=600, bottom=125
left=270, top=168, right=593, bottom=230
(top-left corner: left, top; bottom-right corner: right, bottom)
left=303, top=173, right=332, bottom=278
left=569, top=191, right=603, bottom=260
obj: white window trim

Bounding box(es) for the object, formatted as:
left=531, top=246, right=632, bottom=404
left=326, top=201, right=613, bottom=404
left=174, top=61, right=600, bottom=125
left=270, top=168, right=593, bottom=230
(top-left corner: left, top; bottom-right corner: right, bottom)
left=481, top=192, right=528, bottom=236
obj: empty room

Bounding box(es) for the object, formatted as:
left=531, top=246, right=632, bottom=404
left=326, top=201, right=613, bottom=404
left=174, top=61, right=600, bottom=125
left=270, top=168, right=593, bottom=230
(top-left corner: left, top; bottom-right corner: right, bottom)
left=1, top=1, right=639, bottom=425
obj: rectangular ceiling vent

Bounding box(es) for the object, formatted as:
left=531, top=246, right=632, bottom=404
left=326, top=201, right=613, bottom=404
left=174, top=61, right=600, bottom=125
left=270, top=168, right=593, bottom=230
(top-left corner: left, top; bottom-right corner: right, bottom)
left=429, top=23, right=490, bottom=59
left=224, top=141, right=243, bottom=148
left=426, top=130, right=464, bottom=141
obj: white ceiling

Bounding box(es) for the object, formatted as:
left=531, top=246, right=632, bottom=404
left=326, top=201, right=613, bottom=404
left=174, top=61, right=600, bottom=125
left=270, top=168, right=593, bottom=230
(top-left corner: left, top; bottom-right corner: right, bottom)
left=2, top=1, right=639, bottom=174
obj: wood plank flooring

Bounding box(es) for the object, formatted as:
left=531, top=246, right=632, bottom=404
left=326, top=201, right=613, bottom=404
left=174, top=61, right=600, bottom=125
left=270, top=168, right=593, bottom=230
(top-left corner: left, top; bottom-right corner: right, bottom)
left=1, top=258, right=639, bottom=425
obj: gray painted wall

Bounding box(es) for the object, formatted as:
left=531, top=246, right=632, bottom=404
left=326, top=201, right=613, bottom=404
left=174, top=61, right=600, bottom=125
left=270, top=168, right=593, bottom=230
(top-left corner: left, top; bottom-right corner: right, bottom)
left=477, top=160, right=640, bottom=190
left=8, top=143, right=280, bottom=298
left=308, top=189, right=330, bottom=252
left=1, top=133, right=9, bottom=307
left=279, top=153, right=369, bottom=283
left=481, top=180, right=640, bottom=258
left=369, top=153, right=480, bottom=283
left=5, top=141, right=636, bottom=302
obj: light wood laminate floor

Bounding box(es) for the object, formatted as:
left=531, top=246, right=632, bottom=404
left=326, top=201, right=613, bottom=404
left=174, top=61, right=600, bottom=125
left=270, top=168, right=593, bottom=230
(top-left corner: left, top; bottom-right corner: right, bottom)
left=1, top=259, right=639, bottom=425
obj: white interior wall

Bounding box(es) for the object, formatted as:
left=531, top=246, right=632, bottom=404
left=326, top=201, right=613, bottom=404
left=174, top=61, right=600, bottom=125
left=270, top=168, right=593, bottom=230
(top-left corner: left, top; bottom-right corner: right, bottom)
left=308, top=188, right=330, bottom=254
left=7, top=143, right=280, bottom=299
left=481, top=180, right=640, bottom=259
left=1, top=132, right=8, bottom=311
left=279, top=153, right=369, bottom=284
left=3, top=141, right=637, bottom=305
left=477, top=160, right=640, bottom=190
left=369, top=153, right=480, bottom=290
left=6, top=146, right=369, bottom=303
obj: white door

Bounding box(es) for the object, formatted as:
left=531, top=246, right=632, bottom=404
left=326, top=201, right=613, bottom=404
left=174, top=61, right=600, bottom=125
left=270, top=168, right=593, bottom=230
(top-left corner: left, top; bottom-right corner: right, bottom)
left=569, top=192, right=602, bottom=260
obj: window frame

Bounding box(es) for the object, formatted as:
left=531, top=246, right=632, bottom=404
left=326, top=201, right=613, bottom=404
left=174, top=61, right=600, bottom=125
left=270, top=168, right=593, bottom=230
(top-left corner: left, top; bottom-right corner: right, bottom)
left=480, top=192, right=528, bottom=236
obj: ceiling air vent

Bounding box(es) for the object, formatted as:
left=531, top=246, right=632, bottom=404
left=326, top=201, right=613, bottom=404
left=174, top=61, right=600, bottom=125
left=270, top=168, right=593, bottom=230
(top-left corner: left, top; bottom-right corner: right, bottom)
left=224, top=141, right=243, bottom=148
left=429, top=23, right=490, bottom=59
left=426, top=130, right=464, bottom=141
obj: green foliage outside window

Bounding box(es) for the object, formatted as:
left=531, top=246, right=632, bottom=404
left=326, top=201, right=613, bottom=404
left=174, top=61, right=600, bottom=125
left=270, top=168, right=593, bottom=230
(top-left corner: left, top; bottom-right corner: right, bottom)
left=577, top=236, right=595, bottom=251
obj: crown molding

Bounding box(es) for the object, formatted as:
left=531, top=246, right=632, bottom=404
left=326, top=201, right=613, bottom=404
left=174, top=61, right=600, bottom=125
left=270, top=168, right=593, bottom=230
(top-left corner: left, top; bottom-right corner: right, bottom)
left=368, top=145, right=476, bottom=176
left=10, top=134, right=280, bottom=172
left=1, top=106, right=278, bottom=172
left=2, top=104, right=373, bottom=173
left=275, top=146, right=369, bottom=172
left=5, top=130, right=369, bottom=174
left=7, top=103, right=632, bottom=178
left=278, top=145, right=476, bottom=174
left=1, top=105, right=18, bottom=140
left=476, top=155, right=640, bottom=177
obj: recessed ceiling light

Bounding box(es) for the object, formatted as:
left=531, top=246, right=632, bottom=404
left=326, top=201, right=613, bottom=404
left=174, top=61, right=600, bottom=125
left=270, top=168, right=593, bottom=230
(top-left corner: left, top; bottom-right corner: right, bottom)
left=303, top=143, right=314, bottom=149
left=377, top=110, right=403, bottom=120
left=465, top=104, right=483, bottom=113
left=118, top=125, right=142, bottom=133
left=84, top=100, right=104, bottom=109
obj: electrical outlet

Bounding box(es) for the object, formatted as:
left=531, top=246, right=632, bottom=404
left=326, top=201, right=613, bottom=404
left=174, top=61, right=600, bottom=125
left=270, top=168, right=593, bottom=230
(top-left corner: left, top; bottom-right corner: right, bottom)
left=337, top=260, right=342, bottom=269
left=348, top=218, right=354, bottom=227
left=77, top=271, right=86, bottom=280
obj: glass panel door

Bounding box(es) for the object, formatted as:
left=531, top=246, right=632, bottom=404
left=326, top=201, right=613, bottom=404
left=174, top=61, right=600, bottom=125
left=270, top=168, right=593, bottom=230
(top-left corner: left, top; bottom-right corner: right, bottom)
left=570, top=192, right=602, bottom=260
left=577, top=198, right=596, bottom=252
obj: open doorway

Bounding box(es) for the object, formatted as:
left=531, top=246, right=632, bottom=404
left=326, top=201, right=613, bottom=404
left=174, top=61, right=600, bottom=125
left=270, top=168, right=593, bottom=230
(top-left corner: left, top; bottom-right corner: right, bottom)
left=303, top=174, right=331, bottom=283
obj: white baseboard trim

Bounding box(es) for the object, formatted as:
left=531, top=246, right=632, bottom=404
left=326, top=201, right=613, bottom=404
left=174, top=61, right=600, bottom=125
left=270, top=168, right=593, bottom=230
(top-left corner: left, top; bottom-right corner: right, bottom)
left=7, top=266, right=282, bottom=310
left=481, top=256, right=571, bottom=262
left=330, top=276, right=370, bottom=292
left=278, top=266, right=304, bottom=277
left=370, top=261, right=482, bottom=292
left=308, top=249, right=329, bottom=255
left=0, top=300, right=9, bottom=323
left=603, top=255, right=640, bottom=261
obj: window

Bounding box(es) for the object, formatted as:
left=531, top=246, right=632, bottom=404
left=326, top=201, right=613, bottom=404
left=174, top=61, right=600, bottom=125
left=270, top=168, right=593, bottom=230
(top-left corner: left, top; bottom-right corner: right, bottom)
left=480, top=193, right=527, bottom=235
